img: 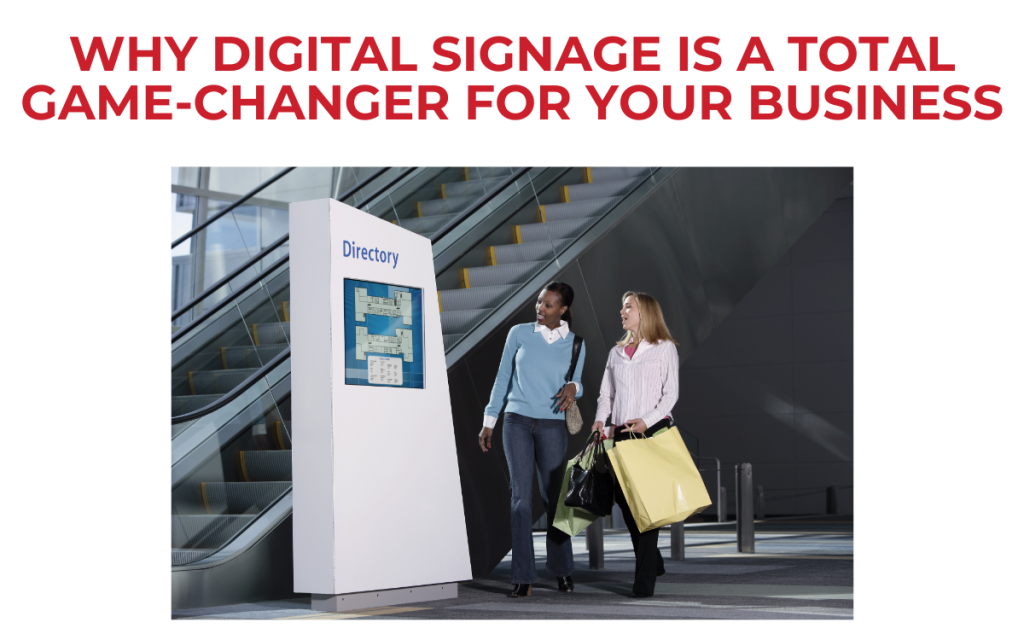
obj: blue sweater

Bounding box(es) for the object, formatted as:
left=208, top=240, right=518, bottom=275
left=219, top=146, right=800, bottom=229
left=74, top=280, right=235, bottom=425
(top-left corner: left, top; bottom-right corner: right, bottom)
left=484, top=323, right=586, bottom=421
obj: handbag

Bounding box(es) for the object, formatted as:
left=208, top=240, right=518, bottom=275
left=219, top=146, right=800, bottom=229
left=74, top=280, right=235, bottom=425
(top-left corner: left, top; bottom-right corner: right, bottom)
left=564, top=334, right=584, bottom=434
left=564, top=431, right=614, bottom=516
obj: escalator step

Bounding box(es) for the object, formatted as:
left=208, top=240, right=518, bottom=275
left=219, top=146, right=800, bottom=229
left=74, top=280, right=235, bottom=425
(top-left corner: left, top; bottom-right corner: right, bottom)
left=172, top=548, right=214, bottom=566
left=272, top=420, right=292, bottom=450
left=219, top=344, right=287, bottom=369
left=251, top=322, right=289, bottom=345
left=200, top=481, right=291, bottom=514
left=416, top=196, right=476, bottom=217
left=538, top=197, right=619, bottom=223
left=443, top=333, right=464, bottom=351
left=491, top=240, right=572, bottom=265
left=588, top=167, right=652, bottom=182
left=237, top=450, right=291, bottom=481
left=564, top=176, right=646, bottom=202
left=441, top=176, right=508, bottom=199
left=464, top=167, right=515, bottom=181
left=517, top=218, right=598, bottom=244
left=172, top=375, right=191, bottom=396
left=172, top=514, right=256, bottom=549
left=441, top=308, right=492, bottom=335
left=188, top=368, right=260, bottom=395
left=172, top=394, right=223, bottom=415
left=395, top=215, right=454, bottom=236
left=459, top=261, right=547, bottom=289
left=438, top=285, right=515, bottom=312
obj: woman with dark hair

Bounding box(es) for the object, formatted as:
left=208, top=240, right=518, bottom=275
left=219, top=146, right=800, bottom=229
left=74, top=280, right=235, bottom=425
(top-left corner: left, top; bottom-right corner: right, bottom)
left=591, top=291, right=680, bottom=598
left=478, top=282, right=587, bottom=598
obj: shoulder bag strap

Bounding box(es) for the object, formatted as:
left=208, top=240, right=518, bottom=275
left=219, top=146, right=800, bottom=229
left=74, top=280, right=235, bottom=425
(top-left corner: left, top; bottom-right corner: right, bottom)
left=566, top=334, right=583, bottom=384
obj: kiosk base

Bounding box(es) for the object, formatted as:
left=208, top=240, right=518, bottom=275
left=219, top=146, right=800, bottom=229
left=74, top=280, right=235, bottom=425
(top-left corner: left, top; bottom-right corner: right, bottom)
left=310, top=582, right=458, bottom=612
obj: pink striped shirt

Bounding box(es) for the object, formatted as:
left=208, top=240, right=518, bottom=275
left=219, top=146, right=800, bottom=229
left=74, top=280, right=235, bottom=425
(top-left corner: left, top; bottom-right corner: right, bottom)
left=595, top=338, right=680, bottom=428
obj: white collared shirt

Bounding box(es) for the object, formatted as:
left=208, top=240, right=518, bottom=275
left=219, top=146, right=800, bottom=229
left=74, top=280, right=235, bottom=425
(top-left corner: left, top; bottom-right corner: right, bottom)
left=534, top=319, right=570, bottom=344
left=594, top=338, right=679, bottom=431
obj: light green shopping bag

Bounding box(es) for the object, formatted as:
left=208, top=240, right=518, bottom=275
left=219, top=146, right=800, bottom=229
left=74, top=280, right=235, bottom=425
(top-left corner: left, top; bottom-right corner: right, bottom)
left=552, top=439, right=601, bottom=537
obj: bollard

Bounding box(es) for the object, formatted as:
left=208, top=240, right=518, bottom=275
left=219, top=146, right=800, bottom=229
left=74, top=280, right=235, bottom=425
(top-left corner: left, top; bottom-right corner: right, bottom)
left=586, top=519, right=604, bottom=569
left=736, top=463, right=755, bottom=553
left=827, top=485, right=838, bottom=515
left=720, top=486, right=729, bottom=522
left=670, top=520, right=685, bottom=561
left=756, top=485, right=765, bottom=520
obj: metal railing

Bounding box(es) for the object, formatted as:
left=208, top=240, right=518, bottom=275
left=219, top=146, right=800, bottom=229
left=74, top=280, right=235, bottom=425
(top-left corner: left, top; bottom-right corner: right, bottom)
left=172, top=167, right=295, bottom=249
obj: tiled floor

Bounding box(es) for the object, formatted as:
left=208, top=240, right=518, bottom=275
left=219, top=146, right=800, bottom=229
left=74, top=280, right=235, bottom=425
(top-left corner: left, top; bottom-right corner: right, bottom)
left=173, top=516, right=853, bottom=620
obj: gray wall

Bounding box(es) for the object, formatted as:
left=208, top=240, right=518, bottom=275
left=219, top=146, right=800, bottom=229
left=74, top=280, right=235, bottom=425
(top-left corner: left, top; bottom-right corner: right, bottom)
left=680, top=186, right=853, bottom=516
left=449, top=168, right=853, bottom=577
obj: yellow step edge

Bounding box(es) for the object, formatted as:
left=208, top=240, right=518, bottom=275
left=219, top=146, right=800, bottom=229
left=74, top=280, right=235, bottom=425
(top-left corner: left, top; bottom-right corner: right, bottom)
left=280, top=301, right=289, bottom=322
left=438, top=291, right=443, bottom=313
left=513, top=226, right=523, bottom=244
left=220, top=347, right=228, bottom=370
left=238, top=451, right=251, bottom=482
left=201, top=482, right=211, bottom=514
left=391, top=220, right=398, bottom=225
left=486, top=246, right=497, bottom=266
left=415, top=202, right=423, bottom=217
left=459, top=268, right=471, bottom=289
left=252, top=324, right=260, bottom=346
left=584, top=167, right=593, bottom=183
left=188, top=371, right=196, bottom=395
left=440, top=183, right=447, bottom=199
left=560, top=186, right=570, bottom=203
left=536, top=205, right=547, bottom=223
left=274, top=421, right=286, bottom=450
left=463, top=167, right=470, bottom=182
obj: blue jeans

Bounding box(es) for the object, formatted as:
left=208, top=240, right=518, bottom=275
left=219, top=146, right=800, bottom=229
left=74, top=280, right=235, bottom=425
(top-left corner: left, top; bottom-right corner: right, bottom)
left=502, top=412, right=574, bottom=584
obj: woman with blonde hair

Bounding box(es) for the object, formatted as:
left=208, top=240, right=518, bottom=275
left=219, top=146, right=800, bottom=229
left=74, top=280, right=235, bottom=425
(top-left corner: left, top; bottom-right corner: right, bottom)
left=591, top=291, right=680, bottom=598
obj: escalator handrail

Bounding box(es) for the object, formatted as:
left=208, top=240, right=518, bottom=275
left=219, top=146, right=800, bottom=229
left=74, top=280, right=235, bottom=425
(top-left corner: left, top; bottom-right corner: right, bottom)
left=348, top=166, right=418, bottom=210
left=171, top=233, right=291, bottom=322
left=333, top=166, right=390, bottom=202
left=171, top=346, right=291, bottom=425
left=170, top=168, right=399, bottom=326
left=171, top=167, right=295, bottom=249
left=429, top=167, right=532, bottom=246
left=172, top=252, right=291, bottom=344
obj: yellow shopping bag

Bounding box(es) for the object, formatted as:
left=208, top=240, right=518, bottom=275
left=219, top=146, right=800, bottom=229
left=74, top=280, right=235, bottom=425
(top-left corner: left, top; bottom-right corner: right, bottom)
left=606, top=426, right=711, bottom=533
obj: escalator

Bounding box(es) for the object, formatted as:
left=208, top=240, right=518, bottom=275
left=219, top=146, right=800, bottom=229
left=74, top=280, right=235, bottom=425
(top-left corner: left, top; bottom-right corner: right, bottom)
left=170, top=165, right=853, bottom=609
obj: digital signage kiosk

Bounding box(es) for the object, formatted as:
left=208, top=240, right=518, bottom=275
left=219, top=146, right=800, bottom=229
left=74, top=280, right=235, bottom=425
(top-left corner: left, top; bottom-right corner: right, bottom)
left=289, top=199, right=471, bottom=612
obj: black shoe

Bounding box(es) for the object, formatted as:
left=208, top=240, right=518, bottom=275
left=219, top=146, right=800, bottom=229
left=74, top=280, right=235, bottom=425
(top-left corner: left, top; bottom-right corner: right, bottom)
left=509, top=583, right=532, bottom=598
left=557, top=576, right=575, bottom=592
left=629, top=591, right=652, bottom=598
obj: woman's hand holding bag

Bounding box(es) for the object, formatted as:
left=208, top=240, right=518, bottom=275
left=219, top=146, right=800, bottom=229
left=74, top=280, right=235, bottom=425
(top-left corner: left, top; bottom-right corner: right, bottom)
left=564, top=431, right=614, bottom=516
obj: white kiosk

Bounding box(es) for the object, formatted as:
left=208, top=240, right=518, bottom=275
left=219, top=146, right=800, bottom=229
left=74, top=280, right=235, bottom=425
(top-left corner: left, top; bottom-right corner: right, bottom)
left=289, top=199, right=472, bottom=612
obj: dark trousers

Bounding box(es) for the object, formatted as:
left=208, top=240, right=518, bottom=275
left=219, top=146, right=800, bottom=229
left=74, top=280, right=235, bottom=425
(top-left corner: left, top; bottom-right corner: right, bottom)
left=612, top=419, right=671, bottom=596
left=502, top=412, right=574, bottom=584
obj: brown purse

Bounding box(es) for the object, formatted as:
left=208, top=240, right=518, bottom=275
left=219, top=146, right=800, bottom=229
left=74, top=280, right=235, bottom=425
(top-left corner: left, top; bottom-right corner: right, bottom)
left=564, top=335, right=584, bottom=434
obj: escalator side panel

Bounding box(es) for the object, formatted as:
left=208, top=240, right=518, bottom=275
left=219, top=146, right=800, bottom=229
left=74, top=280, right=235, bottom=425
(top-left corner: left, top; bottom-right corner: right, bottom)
left=172, top=514, right=296, bottom=611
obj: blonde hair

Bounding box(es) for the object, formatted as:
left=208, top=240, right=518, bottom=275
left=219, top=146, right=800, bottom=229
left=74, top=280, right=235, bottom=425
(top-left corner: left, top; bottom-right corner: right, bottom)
left=617, top=291, right=679, bottom=346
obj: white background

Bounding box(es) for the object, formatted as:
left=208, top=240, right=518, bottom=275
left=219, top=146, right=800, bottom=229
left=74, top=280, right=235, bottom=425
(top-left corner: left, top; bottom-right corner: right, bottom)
left=1, top=0, right=1020, bottom=637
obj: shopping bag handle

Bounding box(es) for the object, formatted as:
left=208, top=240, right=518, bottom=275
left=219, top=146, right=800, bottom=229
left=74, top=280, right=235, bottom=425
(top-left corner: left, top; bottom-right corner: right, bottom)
left=575, top=430, right=607, bottom=464
left=621, top=425, right=649, bottom=440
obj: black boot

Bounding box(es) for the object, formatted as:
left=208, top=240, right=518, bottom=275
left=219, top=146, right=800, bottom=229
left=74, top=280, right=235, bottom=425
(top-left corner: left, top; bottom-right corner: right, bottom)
left=509, top=583, right=532, bottom=598
left=557, top=576, right=575, bottom=592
